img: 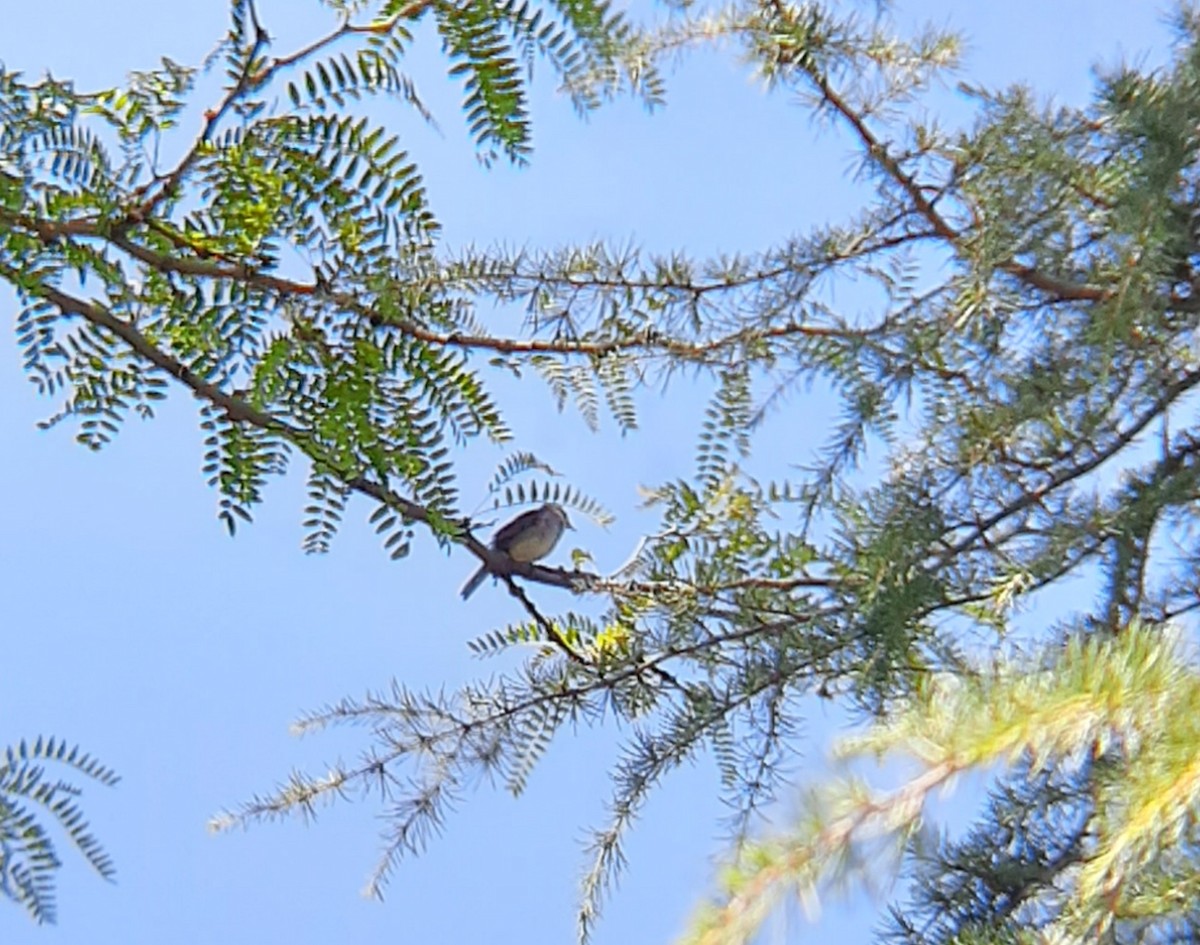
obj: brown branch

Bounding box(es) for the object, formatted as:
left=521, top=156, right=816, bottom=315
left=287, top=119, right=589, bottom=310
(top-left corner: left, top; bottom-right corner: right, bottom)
left=693, top=760, right=956, bottom=945
left=501, top=576, right=589, bottom=664
left=131, top=0, right=434, bottom=220
left=802, top=64, right=1114, bottom=306
left=939, top=363, right=1200, bottom=562
left=252, top=1, right=434, bottom=81
left=501, top=571, right=685, bottom=687
left=132, top=1, right=271, bottom=217
left=593, top=574, right=838, bottom=600
left=5, top=268, right=597, bottom=597
left=4, top=209, right=863, bottom=360
left=5, top=233, right=849, bottom=661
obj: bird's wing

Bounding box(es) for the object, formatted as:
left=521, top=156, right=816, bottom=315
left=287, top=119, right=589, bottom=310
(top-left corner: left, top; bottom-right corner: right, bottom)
left=490, top=506, right=544, bottom=550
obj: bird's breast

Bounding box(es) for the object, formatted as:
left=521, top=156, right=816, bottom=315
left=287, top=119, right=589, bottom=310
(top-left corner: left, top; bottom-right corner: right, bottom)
left=506, top=529, right=557, bottom=563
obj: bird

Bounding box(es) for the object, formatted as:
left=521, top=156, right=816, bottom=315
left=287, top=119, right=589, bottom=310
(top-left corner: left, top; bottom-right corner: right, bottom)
left=460, top=503, right=574, bottom=599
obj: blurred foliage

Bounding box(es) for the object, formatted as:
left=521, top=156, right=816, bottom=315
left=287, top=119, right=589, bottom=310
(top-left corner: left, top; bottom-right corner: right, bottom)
left=0, top=738, right=118, bottom=924
left=8, top=0, right=1200, bottom=941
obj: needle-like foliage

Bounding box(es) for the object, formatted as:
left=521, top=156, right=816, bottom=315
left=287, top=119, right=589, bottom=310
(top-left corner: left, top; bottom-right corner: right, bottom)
left=9, top=0, right=1200, bottom=941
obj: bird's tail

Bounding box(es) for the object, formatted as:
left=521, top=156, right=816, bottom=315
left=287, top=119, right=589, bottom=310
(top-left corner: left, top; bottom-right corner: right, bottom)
left=460, top=564, right=488, bottom=599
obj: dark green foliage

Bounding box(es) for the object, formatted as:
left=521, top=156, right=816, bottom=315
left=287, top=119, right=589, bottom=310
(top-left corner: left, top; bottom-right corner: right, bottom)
left=696, top=366, right=751, bottom=489
left=14, top=0, right=1200, bottom=942
left=463, top=449, right=615, bottom=529
left=217, top=5, right=1200, bottom=939
left=201, top=404, right=291, bottom=534
left=883, top=762, right=1093, bottom=945
left=365, top=499, right=413, bottom=559
left=302, top=468, right=350, bottom=553
left=486, top=450, right=561, bottom=492
left=0, top=737, right=118, bottom=925
left=1, top=0, right=656, bottom=538
left=491, top=479, right=612, bottom=522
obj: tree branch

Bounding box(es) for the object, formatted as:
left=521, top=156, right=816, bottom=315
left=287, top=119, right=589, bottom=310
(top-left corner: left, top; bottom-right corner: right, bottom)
left=4, top=266, right=595, bottom=596
left=800, top=60, right=1114, bottom=306
left=252, top=1, right=435, bottom=80
left=3, top=208, right=866, bottom=360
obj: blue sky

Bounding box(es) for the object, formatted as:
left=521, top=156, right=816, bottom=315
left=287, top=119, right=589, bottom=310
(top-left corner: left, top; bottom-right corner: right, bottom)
left=0, top=1, right=1176, bottom=943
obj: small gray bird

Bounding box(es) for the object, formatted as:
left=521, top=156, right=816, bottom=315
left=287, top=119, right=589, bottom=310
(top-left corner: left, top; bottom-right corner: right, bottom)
left=460, top=503, right=574, bottom=599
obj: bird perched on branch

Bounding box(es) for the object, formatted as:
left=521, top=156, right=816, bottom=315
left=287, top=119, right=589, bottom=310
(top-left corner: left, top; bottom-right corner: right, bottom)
left=460, top=503, right=574, bottom=599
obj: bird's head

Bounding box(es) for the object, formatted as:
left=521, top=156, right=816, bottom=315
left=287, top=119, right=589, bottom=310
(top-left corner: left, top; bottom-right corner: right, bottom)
left=548, top=503, right=574, bottom=531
